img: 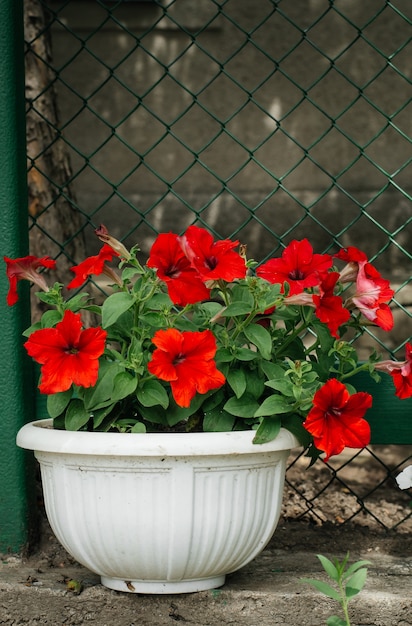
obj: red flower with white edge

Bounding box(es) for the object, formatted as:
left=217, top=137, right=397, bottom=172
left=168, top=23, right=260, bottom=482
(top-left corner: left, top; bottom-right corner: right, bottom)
left=68, top=244, right=120, bottom=289
left=178, top=225, right=247, bottom=283
left=312, top=272, right=351, bottom=339
left=147, top=232, right=210, bottom=305
left=257, top=239, right=333, bottom=295
left=4, top=255, right=56, bottom=305
left=375, top=343, right=412, bottom=399
left=303, top=378, right=372, bottom=462
left=349, top=261, right=394, bottom=331
left=148, top=328, right=226, bottom=408
left=24, top=310, right=107, bottom=394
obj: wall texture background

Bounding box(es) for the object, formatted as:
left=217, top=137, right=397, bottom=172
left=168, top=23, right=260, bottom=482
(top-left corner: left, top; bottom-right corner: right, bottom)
left=44, top=0, right=411, bottom=278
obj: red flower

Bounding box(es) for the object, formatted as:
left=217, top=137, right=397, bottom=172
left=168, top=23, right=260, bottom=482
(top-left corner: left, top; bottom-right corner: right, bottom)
left=95, top=224, right=131, bottom=260
left=148, top=328, right=226, bottom=407
left=335, top=246, right=368, bottom=283
left=24, top=310, right=107, bottom=394
left=350, top=261, right=394, bottom=331
left=147, top=232, right=210, bottom=305
left=257, top=239, right=333, bottom=295
left=375, top=343, right=412, bottom=399
left=178, top=225, right=247, bottom=282
left=312, top=272, right=351, bottom=338
left=4, top=255, right=56, bottom=305
left=334, top=246, right=368, bottom=264
left=68, top=244, right=120, bottom=289
left=303, top=378, right=372, bottom=462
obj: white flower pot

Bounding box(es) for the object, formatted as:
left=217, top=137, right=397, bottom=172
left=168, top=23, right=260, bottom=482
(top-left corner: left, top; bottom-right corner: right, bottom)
left=17, top=419, right=298, bottom=594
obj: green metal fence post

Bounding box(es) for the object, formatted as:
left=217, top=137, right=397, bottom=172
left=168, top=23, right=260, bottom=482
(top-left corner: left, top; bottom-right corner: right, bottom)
left=0, top=0, right=37, bottom=553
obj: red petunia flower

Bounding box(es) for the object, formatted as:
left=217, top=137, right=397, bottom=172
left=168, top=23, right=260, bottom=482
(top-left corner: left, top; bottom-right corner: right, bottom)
left=334, top=246, right=368, bottom=283
left=375, top=343, right=412, bottom=399
left=147, top=232, right=210, bottom=305
left=257, top=239, right=333, bottom=295
left=4, top=255, right=56, bottom=306
left=178, top=225, right=247, bottom=283
left=67, top=244, right=120, bottom=289
left=349, top=261, right=394, bottom=331
left=148, top=328, right=226, bottom=407
left=95, top=224, right=131, bottom=260
left=312, top=272, right=351, bottom=338
left=24, top=310, right=107, bottom=394
left=303, top=378, right=372, bottom=462
left=334, top=246, right=368, bottom=264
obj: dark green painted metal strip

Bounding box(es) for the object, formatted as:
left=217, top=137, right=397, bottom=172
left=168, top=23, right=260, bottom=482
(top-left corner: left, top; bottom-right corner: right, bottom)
left=0, top=0, right=37, bottom=553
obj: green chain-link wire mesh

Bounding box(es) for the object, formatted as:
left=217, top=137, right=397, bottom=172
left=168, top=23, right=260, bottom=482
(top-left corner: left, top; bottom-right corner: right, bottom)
left=26, top=0, right=412, bottom=529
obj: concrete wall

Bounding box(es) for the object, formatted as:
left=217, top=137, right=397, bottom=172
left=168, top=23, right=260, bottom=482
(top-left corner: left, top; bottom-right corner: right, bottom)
left=47, top=0, right=411, bottom=278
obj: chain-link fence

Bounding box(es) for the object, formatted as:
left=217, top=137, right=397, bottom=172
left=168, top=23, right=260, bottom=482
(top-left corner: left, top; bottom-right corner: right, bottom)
left=26, top=0, right=412, bottom=529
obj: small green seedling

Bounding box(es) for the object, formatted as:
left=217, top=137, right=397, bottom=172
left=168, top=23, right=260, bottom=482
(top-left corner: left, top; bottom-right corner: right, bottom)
left=301, top=553, right=370, bottom=626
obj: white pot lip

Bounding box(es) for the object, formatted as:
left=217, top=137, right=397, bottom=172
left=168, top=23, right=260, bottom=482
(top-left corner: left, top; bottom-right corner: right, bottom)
left=16, top=419, right=300, bottom=457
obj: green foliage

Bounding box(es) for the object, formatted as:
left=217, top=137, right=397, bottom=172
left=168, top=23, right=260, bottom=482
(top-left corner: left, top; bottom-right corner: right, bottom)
left=301, top=553, right=370, bottom=626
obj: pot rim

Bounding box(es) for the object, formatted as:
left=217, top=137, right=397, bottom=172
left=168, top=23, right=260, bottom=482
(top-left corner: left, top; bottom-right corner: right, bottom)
left=16, top=419, right=300, bottom=457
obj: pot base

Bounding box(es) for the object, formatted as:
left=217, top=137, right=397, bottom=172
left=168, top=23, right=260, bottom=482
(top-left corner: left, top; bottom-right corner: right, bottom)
left=100, top=575, right=226, bottom=594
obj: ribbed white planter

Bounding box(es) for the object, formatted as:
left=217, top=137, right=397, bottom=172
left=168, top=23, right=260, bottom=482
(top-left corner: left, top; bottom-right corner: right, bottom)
left=17, top=419, right=298, bottom=594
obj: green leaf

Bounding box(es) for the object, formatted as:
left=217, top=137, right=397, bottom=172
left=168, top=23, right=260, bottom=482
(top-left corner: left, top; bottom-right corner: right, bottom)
left=342, top=559, right=371, bottom=580
left=245, top=370, right=265, bottom=399
left=65, top=399, right=90, bottom=431
left=165, top=393, right=206, bottom=427
left=92, top=404, right=117, bottom=430
left=260, top=361, right=287, bottom=380
left=83, top=361, right=123, bottom=410
left=136, top=379, right=169, bottom=409
left=252, top=416, right=281, bottom=444
left=101, top=291, right=135, bottom=328
left=221, top=302, right=254, bottom=316
left=300, top=578, right=341, bottom=602
left=235, top=347, right=259, bottom=361
left=227, top=369, right=247, bottom=399
left=40, top=310, right=63, bottom=328
left=131, top=422, right=146, bottom=433
left=265, top=378, right=294, bottom=396
left=326, top=617, right=347, bottom=626
left=66, top=292, right=90, bottom=312
left=203, top=407, right=236, bottom=432
left=216, top=348, right=236, bottom=363
left=47, top=389, right=72, bottom=418
left=345, top=567, right=368, bottom=598
left=111, top=371, right=137, bottom=403
left=317, top=554, right=339, bottom=582
left=223, top=394, right=260, bottom=418
left=243, top=323, right=272, bottom=360
left=254, top=394, right=292, bottom=417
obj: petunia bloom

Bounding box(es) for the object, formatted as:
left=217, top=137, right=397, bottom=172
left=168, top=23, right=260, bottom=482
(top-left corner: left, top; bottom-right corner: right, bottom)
left=95, top=224, right=131, bottom=260
left=4, top=255, right=56, bottom=305
left=147, top=232, right=210, bottom=305
left=257, top=239, right=333, bottom=296
left=349, top=261, right=394, bottom=331
left=24, top=310, right=107, bottom=394
left=375, top=342, right=412, bottom=399
left=334, top=246, right=368, bottom=284
left=178, top=225, right=247, bottom=283
left=312, top=272, right=351, bottom=338
left=67, top=244, right=121, bottom=289
left=148, top=327, right=226, bottom=407
left=303, top=378, right=372, bottom=462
